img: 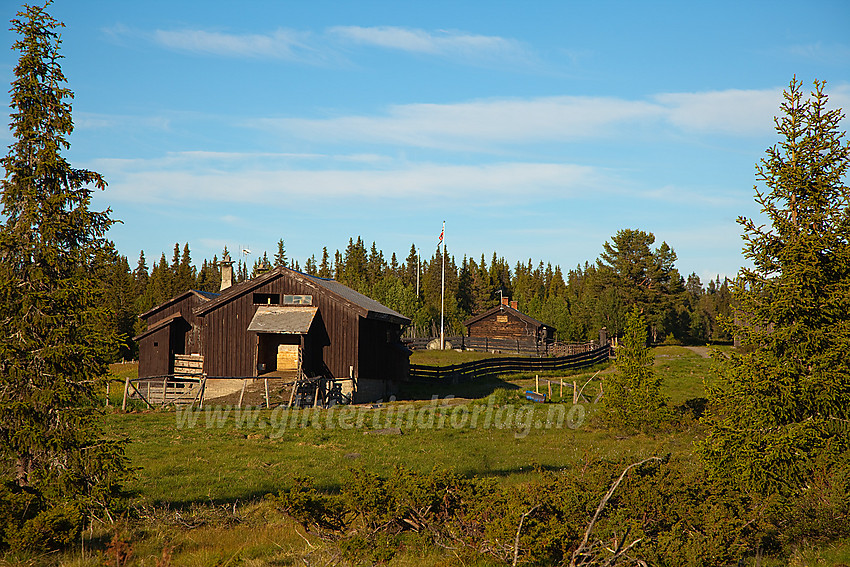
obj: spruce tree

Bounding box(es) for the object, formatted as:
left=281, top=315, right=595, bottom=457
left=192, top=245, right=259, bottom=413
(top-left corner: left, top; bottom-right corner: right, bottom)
left=133, top=249, right=149, bottom=299
left=318, top=247, right=331, bottom=278
left=700, top=78, right=850, bottom=496
left=274, top=238, right=287, bottom=268
left=0, top=2, right=127, bottom=543
left=601, top=307, right=670, bottom=432
left=176, top=242, right=195, bottom=292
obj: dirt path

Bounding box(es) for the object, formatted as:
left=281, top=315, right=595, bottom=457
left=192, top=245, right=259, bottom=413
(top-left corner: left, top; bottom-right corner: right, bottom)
left=684, top=346, right=711, bottom=358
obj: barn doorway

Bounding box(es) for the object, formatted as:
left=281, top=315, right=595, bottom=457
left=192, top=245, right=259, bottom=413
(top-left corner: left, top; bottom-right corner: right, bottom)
left=256, top=334, right=301, bottom=377
left=248, top=305, right=329, bottom=379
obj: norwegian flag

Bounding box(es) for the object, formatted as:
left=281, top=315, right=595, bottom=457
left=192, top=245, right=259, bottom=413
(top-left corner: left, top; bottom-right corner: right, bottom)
left=437, top=221, right=444, bottom=248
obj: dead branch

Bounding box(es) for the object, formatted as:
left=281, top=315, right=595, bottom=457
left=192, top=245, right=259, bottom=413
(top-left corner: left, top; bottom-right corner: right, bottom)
left=569, top=457, right=661, bottom=567
left=512, top=504, right=540, bottom=567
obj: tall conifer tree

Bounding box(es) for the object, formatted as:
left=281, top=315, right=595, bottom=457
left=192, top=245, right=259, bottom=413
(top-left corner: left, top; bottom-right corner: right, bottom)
left=0, top=1, right=127, bottom=538
left=701, top=79, right=850, bottom=495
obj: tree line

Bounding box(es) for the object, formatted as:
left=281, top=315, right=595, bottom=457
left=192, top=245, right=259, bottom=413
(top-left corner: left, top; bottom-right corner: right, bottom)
left=103, top=230, right=732, bottom=361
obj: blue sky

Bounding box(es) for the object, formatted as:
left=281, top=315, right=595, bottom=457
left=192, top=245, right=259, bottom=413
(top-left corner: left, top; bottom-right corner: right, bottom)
left=2, top=1, right=848, bottom=283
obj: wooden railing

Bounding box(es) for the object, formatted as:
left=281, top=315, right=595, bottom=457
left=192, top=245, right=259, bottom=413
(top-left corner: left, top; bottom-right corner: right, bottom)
left=124, top=375, right=205, bottom=408
left=408, top=345, right=611, bottom=382
left=403, top=335, right=597, bottom=357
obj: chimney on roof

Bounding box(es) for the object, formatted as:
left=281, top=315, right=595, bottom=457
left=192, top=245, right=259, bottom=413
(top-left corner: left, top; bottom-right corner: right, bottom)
left=510, top=300, right=518, bottom=310
left=501, top=296, right=509, bottom=306
left=220, top=251, right=234, bottom=291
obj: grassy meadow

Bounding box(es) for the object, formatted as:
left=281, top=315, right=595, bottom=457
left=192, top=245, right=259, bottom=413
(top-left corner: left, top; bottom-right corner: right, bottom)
left=7, top=346, right=846, bottom=566
left=105, top=346, right=712, bottom=505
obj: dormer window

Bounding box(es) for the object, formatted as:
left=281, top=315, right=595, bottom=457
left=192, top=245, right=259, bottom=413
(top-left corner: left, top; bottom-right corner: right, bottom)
left=253, top=293, right=280, bottom=305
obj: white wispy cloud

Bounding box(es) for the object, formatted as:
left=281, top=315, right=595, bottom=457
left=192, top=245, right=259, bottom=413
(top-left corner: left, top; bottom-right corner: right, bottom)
left=93, top=155, right=605, bottom=205
left=256, top=96, right=665, bottom=149
left=151, top=28, right=328, bottom=63
left=653, top=89, right=784, bottom=136
left=112, top=23, right=535, bottom=69
left=255, top=88, right=786, bottom=150
left=826, top=83, right=850, bottom=114
left=786, top=42, right=850, bottom=65
left=640, top=184, right=748, bottom=208
left=329, top=25, right=534, bottom=65
left=74, top=112, right=172, bottom=131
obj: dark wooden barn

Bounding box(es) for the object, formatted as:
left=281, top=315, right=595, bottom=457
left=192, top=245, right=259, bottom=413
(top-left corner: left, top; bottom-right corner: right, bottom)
left=135, top=289, right=219, bottom=378
left=135, top=266, right=411, bottom=403
left=463, top=297, right=555, bottom=345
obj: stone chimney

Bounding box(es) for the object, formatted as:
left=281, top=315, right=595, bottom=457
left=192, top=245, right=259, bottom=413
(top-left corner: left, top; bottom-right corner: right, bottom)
left=501, top=296, right=509, bottom=306
left=219, top=251, right=234, bottom=291
left=510, top=300, right=518, bottom=310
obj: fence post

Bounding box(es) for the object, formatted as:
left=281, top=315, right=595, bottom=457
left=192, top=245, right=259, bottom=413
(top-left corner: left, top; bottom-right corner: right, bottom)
left=122, top=374, right=130, bottom=411
left=238, top=379, right=247, bottom=408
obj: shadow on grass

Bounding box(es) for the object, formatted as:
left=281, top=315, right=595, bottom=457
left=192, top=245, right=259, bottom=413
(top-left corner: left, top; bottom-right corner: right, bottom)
left=395, top=362, right=611, bottom=402
left=458, top=462, right=570, bottom=479
left=138, top=486, right=309, bottom=510
left=395, top=375, right=522, bottom=401
left=135, top=463, right=573, bottom=510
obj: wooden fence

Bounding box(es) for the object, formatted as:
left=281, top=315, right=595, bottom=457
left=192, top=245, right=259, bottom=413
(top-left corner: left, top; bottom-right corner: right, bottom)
left=403, top=335, right=597, bottom=357
left=123, top=375, right=206, bottom=409
left=408, top=345, right=611, bottom=382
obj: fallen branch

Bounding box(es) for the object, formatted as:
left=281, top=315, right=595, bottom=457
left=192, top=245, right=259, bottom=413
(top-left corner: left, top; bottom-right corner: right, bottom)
left=512, top=505, right=540, bottom=567
left=569, top=457, right=661, bottom=567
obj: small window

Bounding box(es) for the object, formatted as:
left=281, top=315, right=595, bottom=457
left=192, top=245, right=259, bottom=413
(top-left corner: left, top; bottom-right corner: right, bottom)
left=153, top=341, right=159, bottom=347
left=283, top=295, right=312, bottom=305
left=496, top=315, right=508, bottom=323
left=253, top=293, right=280, bottom=305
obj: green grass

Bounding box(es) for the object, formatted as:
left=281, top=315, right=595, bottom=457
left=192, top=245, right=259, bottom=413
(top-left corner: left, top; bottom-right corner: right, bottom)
left=652, top=345, right=718, bottom=405
left=409, top=348, right=500, bottom=366
left=103, top=347, right=706, bottom=506
left=788, top=538, right=850, bottom=566
left=14, top=348, right=846, bottom=566
left=105, top=403, right=697, bottom=505
left=10, top=349, right=845, bottom=566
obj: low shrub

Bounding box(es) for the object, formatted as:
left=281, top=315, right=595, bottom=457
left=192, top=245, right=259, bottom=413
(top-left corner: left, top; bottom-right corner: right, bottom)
left=267, top=457, right=768, bottom=566
left=0, top=482, right=84, bottom=552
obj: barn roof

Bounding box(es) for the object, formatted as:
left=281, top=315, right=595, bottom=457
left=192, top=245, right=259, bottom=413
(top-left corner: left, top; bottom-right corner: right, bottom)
left=193, top=267, right=410, bottom=326
left=139, top=289, right=219, bottom=320
left=463, top=303, right=554, bottom=331
left=132, top=311, right=184, bottom=341
left=300, top=273, right=410, bottom=325
left=247, top=306, right=318, bottom=334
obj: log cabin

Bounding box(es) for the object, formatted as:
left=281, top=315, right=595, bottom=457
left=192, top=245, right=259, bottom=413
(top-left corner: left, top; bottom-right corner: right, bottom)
left=463, top=297, right=555, bottom=346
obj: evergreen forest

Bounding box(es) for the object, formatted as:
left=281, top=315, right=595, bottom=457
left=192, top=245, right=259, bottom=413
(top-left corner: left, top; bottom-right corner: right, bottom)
left=109, top=230, right=733, bottom=361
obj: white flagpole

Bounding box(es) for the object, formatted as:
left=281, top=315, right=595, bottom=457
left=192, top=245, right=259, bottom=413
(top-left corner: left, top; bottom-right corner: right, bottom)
left=440, top=221, right=445, bottom=350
